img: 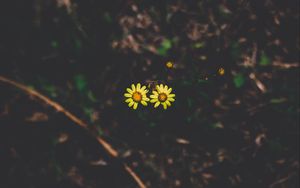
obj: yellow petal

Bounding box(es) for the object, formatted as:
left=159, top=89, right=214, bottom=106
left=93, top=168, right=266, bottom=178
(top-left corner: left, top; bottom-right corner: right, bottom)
left=154, top=101, right=160, bottom=108
left=125, top=98, right=133, bottom=103
left=143, top=97, right=150, bottom=101
left=124, top=93, right=132, bottom=97
left=141, top=101, right=147, bottom=106
left=145, top=89, right=149, bottom=93
left=128, top=101, right=134, bottom=107
left=141, top=86, right=146, bottom=91
left=126, top=88, right=133, bottom=94
left=150, top=95, right=158, bottom=98
left=133, top=103, right=138, bottom=110
left=167, top=88, right=172, bottom=94
left=166, top=100, right=171, bottom=106
left=131, top=84, right=136, bottom=91
left=157, top=84, right=163, bottom=91
left=164, top=85, right=168, bottom=92
left=140, top=90, right=147, bottom=95
left=168, top=94, right=175, bottom=98
left=156, top=85, right=160, bottom=91
left=152, top=91, right=158, bottom=95
left=162, top=102, right=167, bottom=110
left=168, top=97, right=175, bottom=102
left=137, top=83, right=141, bottom=90
left=160, top=84, right=163, bottom=90
left=150, top=98, right=157, bottom=103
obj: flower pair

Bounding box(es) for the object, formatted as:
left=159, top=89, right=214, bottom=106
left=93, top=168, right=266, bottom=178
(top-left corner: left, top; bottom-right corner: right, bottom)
left=124, top=83, right=175, bottom=110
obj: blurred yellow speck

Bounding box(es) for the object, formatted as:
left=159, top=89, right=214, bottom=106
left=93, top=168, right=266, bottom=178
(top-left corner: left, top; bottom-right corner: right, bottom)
left=166, top=61, right=173, bottom=68
left=218, top=67, right=225, bottom=75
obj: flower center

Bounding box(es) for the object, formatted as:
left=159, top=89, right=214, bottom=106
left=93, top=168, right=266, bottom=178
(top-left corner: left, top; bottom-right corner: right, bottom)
left=158, top=93, right=167, bottom=102
left=132, top=92, right=142, bottom=102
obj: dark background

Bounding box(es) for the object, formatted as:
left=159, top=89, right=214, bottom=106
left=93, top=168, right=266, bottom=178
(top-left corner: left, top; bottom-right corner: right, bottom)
left=0, top=0, right=299, bottom=188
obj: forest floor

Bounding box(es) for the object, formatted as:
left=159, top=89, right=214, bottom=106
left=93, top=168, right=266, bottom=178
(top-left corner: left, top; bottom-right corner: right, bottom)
left=0, top=0, right=299, bottom=188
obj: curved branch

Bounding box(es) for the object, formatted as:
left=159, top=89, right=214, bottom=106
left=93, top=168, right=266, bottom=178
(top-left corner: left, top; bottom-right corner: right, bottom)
left=0, top=75, right=146, bottom=188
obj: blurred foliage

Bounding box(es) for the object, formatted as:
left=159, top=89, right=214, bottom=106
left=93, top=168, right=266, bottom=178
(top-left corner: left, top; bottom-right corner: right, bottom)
left=157, top=39, right=172, bottom=56
left=233, top=73, right=245, bottom=88
left=259, top=53, right=271, bottom=66
left=74, top=74, right=87, bottom=92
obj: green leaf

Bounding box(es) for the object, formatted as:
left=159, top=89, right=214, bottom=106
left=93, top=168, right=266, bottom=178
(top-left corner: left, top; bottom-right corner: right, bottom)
left=43, top=84, right=57, bottom=97
left=210, top=122, right=224, bottom=130
left=161, top=39, right=172, bottom=49
left=51, top=41, right=59, bottom=48
left=74, top=74, right=87, bottom=92
left=270, top=98, right=287, bottom=104
left=259, top=53, right=271, bottom=66
left=233, top=73, right=245, bottom=88
left=87, top=90, right=98, bottom=102
left=157, top=48, right=168, bottom=56
left=157, top=39, right=172, bottom=56
left=96, top=126, right=104, bottom=136
left=193, top=42, right=205, bottom=49
left=218, top=5, right=232, bottom=18
left=83, top=107, right=93, bottom=118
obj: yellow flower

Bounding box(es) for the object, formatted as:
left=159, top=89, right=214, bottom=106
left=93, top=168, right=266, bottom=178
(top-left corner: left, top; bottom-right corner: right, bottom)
left=150, top=84, right=175, bottom=110
left=124, top=83, right=150, bottom=110
left=218, top=67, right=225, bottom=75
left=166, top=61, right=174, bottom=69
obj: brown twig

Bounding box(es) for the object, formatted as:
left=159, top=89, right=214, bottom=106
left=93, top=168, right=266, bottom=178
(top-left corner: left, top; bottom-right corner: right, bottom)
left=249, top=73, right=267, bottom=93
left=269, top=173, right=295, bottom=188
left=272, top=61, right=299, bottom=69
left=248, top=43, right=267, bottom=94
left=124, top=164, right=147, bottom=188
left=0, top=75, right=146, bottom=188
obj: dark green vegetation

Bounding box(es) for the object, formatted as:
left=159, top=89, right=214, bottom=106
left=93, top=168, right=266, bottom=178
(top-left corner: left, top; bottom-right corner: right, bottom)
left=0, top=0, right=299, bottom=188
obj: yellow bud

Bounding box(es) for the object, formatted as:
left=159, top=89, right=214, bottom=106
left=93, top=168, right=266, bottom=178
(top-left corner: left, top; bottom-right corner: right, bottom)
left=218, top=67, right=225, bottom=75
left=166, top=61, right=173, bottom=68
